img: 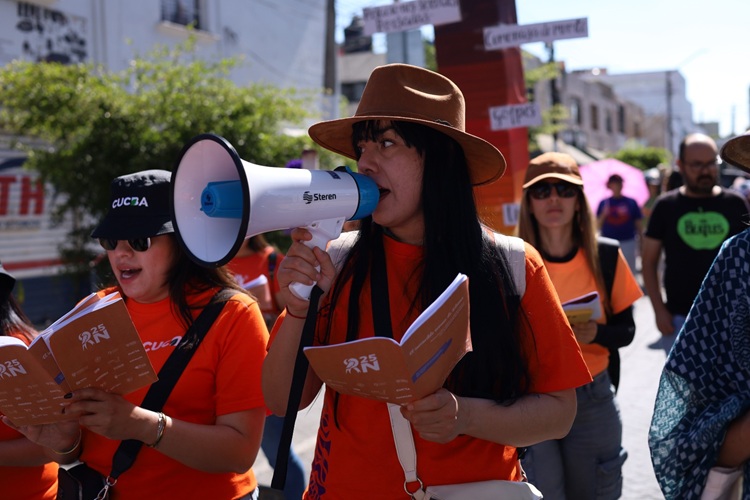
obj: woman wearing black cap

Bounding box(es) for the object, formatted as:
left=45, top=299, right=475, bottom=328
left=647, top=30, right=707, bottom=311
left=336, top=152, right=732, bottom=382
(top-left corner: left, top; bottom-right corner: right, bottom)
left=4, top=170, right=269, bottom=499
left=0, top=263, right=58, bottom=499
left=263, top=64, right=591, bottom=498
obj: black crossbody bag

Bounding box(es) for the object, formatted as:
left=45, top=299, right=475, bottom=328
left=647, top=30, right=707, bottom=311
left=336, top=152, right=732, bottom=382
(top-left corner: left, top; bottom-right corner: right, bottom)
left=57, top=289, right=231, bottom=500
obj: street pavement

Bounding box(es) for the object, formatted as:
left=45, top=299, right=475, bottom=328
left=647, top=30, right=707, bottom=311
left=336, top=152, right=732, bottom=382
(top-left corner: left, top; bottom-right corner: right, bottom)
left=255, top=295, right=669, bottom=499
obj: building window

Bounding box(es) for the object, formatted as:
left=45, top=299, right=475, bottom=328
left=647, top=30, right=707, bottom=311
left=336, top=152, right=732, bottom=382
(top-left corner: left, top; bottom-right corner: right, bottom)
left=605, top=110, right=613, bottom=133
left=341, top=82, right=367, bottom=104
left=161, top=0, right=202, bottom=29
left=590, top=104, right=599, bottom=131
left=570, top=98, right=582, bottom=126
left=617, top=105, right=626, bottom=134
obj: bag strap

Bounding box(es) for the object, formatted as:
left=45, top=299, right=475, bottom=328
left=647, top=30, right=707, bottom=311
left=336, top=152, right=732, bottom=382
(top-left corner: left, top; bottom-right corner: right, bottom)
left=388, top=403, right=426, bottom=499
left=271, top=285, right=325, bottom=492
left=596, top=236, right=621, bottom=391
left=597, top=236, right=619, bottom=299
left=269, top=233, right=359, bottom=492
left=493, top=232, right=526, bottom=297
left=268, top=251, right=278, bottom=283
left=103, top=289, right=232, bottom=491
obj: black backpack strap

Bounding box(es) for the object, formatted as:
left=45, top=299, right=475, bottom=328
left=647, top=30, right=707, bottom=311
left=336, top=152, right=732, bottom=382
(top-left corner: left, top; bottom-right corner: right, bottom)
left=598, top=237, right=619, bottom=299
left=597, top=237, right=621, bottom=390
left=106, top=289, right=233, bottom=485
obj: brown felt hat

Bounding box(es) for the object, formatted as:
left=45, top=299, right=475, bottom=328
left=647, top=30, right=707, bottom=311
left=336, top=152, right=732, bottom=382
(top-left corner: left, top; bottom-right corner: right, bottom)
left=721, top=131, right=750, bottom=173
left=522, top=152, right=584, bottom=188
left=308, top=64, right=506, bottom=186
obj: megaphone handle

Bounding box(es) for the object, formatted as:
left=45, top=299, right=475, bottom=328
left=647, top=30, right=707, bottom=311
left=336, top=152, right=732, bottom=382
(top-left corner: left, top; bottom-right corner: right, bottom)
left=288, top=218, right=346, bottom=301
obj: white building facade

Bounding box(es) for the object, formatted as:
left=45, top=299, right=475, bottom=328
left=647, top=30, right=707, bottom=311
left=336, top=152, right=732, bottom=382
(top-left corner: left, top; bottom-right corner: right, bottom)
left=0, top=0, right=328, bottom=322
left=582, top=69, right=695, bottom=155
left=0, top=0, right=327, bottom=92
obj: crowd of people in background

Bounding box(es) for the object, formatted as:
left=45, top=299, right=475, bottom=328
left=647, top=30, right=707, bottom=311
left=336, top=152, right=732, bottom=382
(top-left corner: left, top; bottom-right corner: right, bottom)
left=2, top=63, right=750, bottom=499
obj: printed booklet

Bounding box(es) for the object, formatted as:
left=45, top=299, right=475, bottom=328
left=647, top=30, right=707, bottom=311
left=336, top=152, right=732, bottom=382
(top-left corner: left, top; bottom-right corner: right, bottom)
left=304, top=273, right=471, bottom=405
left=0, top=292, right=157, bottom=425
left=561, top=291, right=601, bottom=324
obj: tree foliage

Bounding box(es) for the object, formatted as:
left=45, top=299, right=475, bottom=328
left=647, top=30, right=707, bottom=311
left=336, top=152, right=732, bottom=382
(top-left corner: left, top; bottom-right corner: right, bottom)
left=0, top=39, right=318, bottom=270
left=522, top=51, right=568, bottom=153
left=612, top=140, right=671, bottom=171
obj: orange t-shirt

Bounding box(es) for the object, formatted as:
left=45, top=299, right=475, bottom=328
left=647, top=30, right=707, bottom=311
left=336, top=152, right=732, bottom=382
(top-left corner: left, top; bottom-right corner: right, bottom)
left=0, top=332, right=57, bottom=500
left=80, top=287, right=268, bottom=499
left=272, top=236, right=591, bottom=499
left=227, top=246, right=285, bottom=318
left=542, top=247, right=643, bottom=377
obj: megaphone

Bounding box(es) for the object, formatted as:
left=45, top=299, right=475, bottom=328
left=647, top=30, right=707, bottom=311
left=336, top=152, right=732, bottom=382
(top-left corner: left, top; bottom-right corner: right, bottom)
left=171, top=133, right=379, bottom=299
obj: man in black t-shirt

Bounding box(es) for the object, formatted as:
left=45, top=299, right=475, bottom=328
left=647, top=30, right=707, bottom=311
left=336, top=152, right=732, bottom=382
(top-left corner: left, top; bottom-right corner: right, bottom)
left=642, top=133, right=750, bottom=348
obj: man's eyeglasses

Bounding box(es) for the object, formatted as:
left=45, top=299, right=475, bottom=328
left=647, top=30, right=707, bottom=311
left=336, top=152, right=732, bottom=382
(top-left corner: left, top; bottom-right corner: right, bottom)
left=99, top=238, right=152, bottom=252
left=528, top=182, right=580, bottom=200
left=684, top=159, right=719, bottom=170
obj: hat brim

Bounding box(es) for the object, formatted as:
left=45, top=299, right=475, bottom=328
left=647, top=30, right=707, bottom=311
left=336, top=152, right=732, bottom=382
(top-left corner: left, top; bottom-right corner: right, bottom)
left=721, top=134, right=750, bottom=173
left=309, top=115, right=506, bottom=186
left=522, top=172, right=585, bottom=189
left=91, top=215, right=173, bottom=240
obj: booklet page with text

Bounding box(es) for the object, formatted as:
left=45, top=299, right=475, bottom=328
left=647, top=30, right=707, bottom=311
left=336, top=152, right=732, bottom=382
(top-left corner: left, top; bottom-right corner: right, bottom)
left=0, top=292, right=157, bottom=425
left=304, top=273, right=471, bottom=404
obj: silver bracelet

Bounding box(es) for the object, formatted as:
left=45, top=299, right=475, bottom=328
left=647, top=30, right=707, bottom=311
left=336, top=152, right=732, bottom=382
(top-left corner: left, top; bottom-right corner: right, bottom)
left=148, top=412, right=167, bottom=448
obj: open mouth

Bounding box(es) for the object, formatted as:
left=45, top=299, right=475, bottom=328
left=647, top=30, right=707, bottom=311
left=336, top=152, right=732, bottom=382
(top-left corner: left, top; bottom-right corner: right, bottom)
left=119, top=268, right=141, bottom=280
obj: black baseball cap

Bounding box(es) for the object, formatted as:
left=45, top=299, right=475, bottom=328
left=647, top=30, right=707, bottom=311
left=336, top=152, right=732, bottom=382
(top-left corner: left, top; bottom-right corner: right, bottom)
left=0, top=261, right=16, bottom=302
left=91, top=169, right=174, bottom=240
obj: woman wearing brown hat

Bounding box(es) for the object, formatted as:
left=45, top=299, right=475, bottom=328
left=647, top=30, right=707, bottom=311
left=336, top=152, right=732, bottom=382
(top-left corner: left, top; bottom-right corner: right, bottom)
left=0, top=263, right=59, bottom=499
left=517, top=152, right=643, bottom=500
left=263, top=64, right=591, bottom=498
left=4, top=170, right=269, bottom=499
left=649, top=132, right=750, bottom=499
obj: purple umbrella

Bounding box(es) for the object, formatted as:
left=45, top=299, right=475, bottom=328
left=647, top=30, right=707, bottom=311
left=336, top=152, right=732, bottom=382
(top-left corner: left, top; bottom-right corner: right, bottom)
left=578, top=158, right=650, bottom=210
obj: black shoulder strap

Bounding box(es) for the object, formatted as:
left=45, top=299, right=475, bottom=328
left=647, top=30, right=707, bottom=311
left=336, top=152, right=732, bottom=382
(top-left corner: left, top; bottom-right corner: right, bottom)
left=597, top=237, right=621, bottom=391
left=597, top=236, right=619, bottom=298
left=107, top=289, right=232, bottom=482
left=272, top=285, right=324, bottom=492
left=268, top=251, right=278, bottom=284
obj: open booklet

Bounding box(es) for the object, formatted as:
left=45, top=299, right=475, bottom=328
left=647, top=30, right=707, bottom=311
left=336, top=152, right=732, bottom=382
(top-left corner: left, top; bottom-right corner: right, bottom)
left=304, top=273, right=471, bottom=405
left=0, top=291, right=158, bottom=425
left=561, top=291, right=601, bottom=324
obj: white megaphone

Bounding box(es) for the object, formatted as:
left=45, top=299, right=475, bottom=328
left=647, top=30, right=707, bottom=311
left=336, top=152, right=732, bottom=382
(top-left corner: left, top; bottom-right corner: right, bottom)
left=171, top=133, right=379, bottom=300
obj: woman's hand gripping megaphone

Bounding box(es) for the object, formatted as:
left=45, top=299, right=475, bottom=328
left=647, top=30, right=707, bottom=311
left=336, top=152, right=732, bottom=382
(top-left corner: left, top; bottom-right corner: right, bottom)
left=280, top=227, right=340, bottom=312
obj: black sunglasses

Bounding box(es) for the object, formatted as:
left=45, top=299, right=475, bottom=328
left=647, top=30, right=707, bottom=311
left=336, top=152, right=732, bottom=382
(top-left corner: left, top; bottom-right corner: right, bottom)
left=99, top=238, right=152, bottom=252
left=528, top=182, right=579, bottom=200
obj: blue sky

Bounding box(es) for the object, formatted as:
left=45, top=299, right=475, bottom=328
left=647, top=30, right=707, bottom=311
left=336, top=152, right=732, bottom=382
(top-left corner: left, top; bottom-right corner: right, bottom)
left=336, top=0, right=750, bottom=140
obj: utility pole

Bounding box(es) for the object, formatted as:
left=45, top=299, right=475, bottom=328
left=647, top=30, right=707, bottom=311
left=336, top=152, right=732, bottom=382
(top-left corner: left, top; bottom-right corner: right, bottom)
left=665, top=70, right=673, bottom=154
left=323, top=0, right=337, bottom=119
left=547, top=42, right=560, bottom=150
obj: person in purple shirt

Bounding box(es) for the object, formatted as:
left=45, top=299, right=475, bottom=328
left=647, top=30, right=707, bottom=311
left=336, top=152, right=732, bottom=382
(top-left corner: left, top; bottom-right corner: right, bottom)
left=597, top=174, right=643, bottom=275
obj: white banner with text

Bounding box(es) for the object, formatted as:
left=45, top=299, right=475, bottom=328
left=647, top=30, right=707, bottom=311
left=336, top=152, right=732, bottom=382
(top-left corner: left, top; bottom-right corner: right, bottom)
left=362, top=0, right=462, bottom=35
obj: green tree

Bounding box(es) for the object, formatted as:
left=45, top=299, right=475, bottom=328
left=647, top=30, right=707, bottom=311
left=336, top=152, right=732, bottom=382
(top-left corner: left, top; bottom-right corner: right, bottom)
left=522, top=51, right=568, bottom=153
left=424, top=39, right=437, bottom=72
left=0, top=39, right=320, bottom=273
left=613, top=141, right=671, bottom=171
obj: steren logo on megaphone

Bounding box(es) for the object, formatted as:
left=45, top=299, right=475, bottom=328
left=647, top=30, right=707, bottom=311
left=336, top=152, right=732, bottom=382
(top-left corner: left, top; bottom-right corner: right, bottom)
left=303, top=191, right=337, bottom=204
left=170, top=133, right=379, bottom=300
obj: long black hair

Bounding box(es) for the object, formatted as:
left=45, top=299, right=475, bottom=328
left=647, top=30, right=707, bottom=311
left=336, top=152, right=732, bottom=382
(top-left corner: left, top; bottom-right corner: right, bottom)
left=0, top=295, right=36, bottom=342
left=323, top=120, right=531, bottom=404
